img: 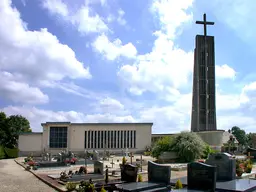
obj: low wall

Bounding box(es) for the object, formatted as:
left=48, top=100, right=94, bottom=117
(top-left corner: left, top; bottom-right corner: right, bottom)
left=196, top=130, right=224, bottom=151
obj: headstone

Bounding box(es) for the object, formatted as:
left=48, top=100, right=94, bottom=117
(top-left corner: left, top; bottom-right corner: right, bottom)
left=205, top=152, right=236, bottom=181
left=187, top=162, right=216, bottom=192
left=120, top=164, right=138, bottom=182
left=148, top=161, right=171, bottom=185
left=94, top=160, right=103, bottom=175
left=92, top=150, right=99, bottom=161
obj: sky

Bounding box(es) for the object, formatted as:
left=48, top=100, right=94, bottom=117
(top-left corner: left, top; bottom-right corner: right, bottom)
left=1, top=0, right=256, bottom=133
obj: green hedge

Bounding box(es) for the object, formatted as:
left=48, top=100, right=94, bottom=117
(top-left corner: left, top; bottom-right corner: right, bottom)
left=0, top=145, right=5, bottom=159
left=4, top=148, right=18, bottom=158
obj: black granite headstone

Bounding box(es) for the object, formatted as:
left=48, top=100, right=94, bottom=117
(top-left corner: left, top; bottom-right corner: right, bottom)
left=148, top=161, right=171, bottom=185
left=94, top=160, right=103, bottom=175
left=120, top=164, right=138, bottom=182
left=187, top=162, right=216, bottom=192
left=205, top=152, right=236, bottom=181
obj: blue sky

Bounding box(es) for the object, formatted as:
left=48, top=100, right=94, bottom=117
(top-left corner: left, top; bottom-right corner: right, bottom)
left=1, top=0, right=256, bottom=133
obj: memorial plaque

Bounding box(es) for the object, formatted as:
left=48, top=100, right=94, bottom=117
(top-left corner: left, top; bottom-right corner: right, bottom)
left=187, top=162, right=216, bottom=192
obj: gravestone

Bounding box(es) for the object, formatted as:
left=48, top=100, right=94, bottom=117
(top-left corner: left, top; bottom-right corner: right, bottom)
left=205, top=152, right=236, bottom=181
left=92, top=150, right=99, bottom=161
left=94, top=160, right=103, bottom=175
left=120, top=164, right=138, bottom=182
left=148, top=161, right=171, bottom=185
left=187, top=162, right=216, bottom=192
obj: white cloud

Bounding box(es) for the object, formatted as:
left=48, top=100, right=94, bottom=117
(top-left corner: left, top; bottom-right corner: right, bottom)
left=216, top=64, right=236, bottom=79
left=117, top=8, right=126, bottom=25
left=42, top=0, right=109, bottom=34
left=1, top=106, right=136, bottom=131
left=0, top=71, right=49, bottom=104
left=0, top=0, right=90, bottom=103
left=100, top=97, right=124, bottom=111
left=118, top=0, right=194, bottom=96
left=210, top=0, right=256, bottom=43
left=92, top=34, right=137, bottom=60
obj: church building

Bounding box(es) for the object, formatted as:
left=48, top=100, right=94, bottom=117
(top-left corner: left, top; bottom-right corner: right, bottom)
left=18, top=122, right=153, bottom=156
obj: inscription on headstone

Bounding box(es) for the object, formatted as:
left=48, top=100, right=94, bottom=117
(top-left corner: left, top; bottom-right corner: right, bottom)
left=148, top=161, right=171, bottom=185
left=187, top=162, right=216, bottom=192
left=205, top=153, right=236, bottom=181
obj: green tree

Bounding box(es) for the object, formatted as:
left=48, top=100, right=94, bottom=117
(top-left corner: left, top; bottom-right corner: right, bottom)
left=171, top=132, right=206, bottom=162
left=247, top=133, right=256, bottom=148
left=231, top=126, right=247, bottom=146
left=151, top=136, right=173, bottom=158
left=0, top=112, right=31, bottom=148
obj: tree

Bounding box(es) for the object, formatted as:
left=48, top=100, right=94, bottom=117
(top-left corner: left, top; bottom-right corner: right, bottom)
left=171, top=132, right=206, bottom=162
left=247, top=133, right=256, bottom=148
left=231, top=126, right=247, bottom=146
left=0, top=112, right=31, bottom=149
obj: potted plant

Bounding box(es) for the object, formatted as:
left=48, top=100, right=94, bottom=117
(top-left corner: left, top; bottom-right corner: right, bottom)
left=65, top=182, right=76, bottom=191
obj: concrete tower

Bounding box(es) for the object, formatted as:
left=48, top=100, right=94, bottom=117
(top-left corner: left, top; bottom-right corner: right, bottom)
left=191, top=13, right=217, bottom=132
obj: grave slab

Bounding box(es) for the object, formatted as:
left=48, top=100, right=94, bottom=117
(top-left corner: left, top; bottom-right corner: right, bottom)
left=171, top=177, right=256, bottom=192
left=115, top=182, right=168, bottom=192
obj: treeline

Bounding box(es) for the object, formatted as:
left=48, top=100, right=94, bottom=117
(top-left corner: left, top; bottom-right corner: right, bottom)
left=229, top=126, right=256, bottom=148
left=0, top=112, right=31, bottom=158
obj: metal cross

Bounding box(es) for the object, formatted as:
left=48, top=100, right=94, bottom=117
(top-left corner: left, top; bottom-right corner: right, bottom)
left=196, top=13, right=214, bottom=37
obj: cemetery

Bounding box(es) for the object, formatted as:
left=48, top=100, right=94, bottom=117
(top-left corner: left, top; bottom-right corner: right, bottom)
left=9, top=12, right=256, bottom=192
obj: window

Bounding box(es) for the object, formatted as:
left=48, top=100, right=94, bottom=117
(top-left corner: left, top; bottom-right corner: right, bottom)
left=84, top=131, right=87, bottom=148
left=131, top=131, right=133, bottom=148
left=117, top=131, right=120, bottom=148
left=133, top=130, right=136, bottom=148
left=101, top=131, right=104, bottom=148
left=97, top=131, right=100, bottom=149
left=104, top=131, right=107, bottom=148
left=49, top=127, right=67, bottom=148
left=114, top=131, right=117, bottom=148
left=127, top=131, right=130, bottom=148
left=88, top=131, right=91, bottom=148
left=124, top=131, right=127, bottom=148
left=121, top=131, right=123, bottom=148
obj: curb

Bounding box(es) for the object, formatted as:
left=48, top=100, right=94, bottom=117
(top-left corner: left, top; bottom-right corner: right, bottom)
left=14, top=159, right=66, bottom=192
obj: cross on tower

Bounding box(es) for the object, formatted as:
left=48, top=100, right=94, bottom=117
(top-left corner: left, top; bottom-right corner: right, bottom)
left=196, top=13, right=214, bottom=37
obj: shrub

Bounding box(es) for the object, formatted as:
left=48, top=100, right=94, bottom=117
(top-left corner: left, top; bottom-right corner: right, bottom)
left=0, top=145, right=5, bottom=159
left=151, top=136, right=173, bottom=158
left=4, top=147, right=18, bottom=158
left=202, top=145, right=217, bottom=159
left=171, top=132, right=206, bottom=162
left=66, top=182, right=76, bottom=191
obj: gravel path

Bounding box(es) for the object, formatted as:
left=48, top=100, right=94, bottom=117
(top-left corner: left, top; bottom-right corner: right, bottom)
left=0, top=159, right=56, bottom=192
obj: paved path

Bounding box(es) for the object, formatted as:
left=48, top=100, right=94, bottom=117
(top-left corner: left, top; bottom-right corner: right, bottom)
left=0, top=159, right=56, bottom=192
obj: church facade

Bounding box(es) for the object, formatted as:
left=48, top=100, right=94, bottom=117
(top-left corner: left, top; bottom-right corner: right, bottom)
left=18, top=122, right=153, bottom=156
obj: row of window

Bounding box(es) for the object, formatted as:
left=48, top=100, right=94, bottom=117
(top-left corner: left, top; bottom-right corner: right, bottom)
left=48, top=127, right=137, bottom=149
left=85, top=130, right=136, bottom=149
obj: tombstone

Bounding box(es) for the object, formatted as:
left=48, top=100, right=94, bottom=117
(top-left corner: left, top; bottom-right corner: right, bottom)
left=205, top=152, right=236, bottom=181
left=92, top=150, right=99, bottom=161
left=120, top=164, right=138, bottom=182
left=187, top=162, right=216, bottom=192
left=94, top=160, right=104, bottom=175
left=148, top=161, right=171, bottom=185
